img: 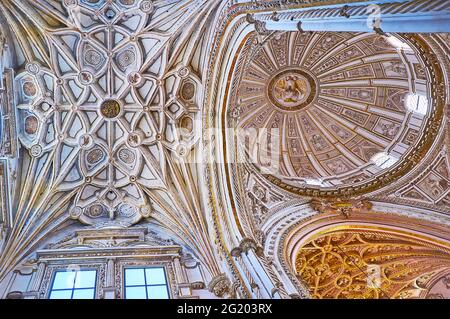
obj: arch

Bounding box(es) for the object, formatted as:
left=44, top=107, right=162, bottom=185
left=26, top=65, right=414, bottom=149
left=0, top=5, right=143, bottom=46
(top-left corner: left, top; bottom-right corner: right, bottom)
left=280, top=210, right=450, bottom=299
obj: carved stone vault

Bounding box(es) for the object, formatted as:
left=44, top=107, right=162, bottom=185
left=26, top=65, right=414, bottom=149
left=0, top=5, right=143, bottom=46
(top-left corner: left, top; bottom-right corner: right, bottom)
left=0, top=0, right=223, bottom=286
left=0, top=0, right=449, bottom=299
left=15, top=0, right=204, bottom=227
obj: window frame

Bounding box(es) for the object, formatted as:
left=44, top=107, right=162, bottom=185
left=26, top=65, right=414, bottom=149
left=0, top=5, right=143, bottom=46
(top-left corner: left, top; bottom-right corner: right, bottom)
left=48, top=268, right=98, bottom=300
left=123, top=266, right=171, bottom=299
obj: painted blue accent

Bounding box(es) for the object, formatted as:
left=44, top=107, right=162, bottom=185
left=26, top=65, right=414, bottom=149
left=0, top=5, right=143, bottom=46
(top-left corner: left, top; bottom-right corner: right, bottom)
left=263, top=2, right=450, bottom=33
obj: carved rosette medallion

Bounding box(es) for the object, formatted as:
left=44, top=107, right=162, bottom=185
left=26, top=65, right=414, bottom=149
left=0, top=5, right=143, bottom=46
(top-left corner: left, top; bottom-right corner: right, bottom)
left=100, top=99, right=121, bottom=119
left=267, top=69, right=317, bottom=111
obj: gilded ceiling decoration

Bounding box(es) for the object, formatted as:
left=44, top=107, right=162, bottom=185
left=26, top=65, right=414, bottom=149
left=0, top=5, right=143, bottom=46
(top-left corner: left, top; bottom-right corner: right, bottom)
left=295, top=226, right=450, bottom=299
left=232, top=31, right=443, bottom=196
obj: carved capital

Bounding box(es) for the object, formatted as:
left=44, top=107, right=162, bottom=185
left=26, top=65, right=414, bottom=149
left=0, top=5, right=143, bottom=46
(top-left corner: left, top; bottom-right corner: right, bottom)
left=208, top=274, right=232, bottom=298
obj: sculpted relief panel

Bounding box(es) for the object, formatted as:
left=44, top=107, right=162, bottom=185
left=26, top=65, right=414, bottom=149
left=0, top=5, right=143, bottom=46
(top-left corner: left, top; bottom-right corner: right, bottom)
left=393, top=146, right=450, bottom=209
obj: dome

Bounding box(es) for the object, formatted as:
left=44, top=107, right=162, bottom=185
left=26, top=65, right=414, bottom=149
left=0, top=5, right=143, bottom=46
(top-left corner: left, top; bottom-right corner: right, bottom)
left=233, top=32, right=438, bottom=196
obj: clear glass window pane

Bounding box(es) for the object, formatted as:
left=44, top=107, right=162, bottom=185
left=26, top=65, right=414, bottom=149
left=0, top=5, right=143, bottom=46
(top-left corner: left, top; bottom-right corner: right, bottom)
left=145, top=268, right=166, bottom=285
left=52, top=271, right=76, bottom=290
left=72, top=289, right=95, bottom=299
left=124, top=267, right=169, bottom=299
left=125, top=286, right=147, bottom=299
left=147, top=285, right=169, bottom=299
left=49, top=290, right=72, bottom=299
left=125, top=268, right=146, bottom=286
left=74, top=270, right=96, bottom=288
left=49, top=270, right=97, bottom=299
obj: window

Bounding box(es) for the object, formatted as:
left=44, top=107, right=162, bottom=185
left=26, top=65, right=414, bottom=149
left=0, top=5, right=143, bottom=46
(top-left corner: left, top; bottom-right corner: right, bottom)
left=124, top=267, right=169, bottom=299
left=305, top=179, right=324, bottom=186
left=386, top=36, right=412, bottom=51
left=406, top=93, right=428, bottom=115
left=49, top=270, right=97, bottom=299
left=371, top=152, right=398, bottom=169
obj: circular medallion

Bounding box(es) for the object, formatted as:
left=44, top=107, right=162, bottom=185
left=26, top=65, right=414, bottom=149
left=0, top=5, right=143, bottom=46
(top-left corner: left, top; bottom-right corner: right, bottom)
left=181, top=81, right=195, bottom=101
left=100, top=99, right=121, bottom=118
left=128, top=72, right=142, bottom=85
left=64, top=0, right=77, bottom=7
left=126, top=131, right=143, bottom=148
left=175, top=143, right=188, bottom=157
left=87, top=204, right=104, bottom=218
left=177, top=65, right=190, bottom=78
left=69, top=206, right=83, bottom=219
left=267, top=69, right=317, bottom=111
left=116, top=49, right=136, bottom=70
left=79, top=134, right=94, bottom=149
left=118, top=148, right=136, bottom=164
left=24, top=116, right=39, bottom=135
left=335, top=275, right=352, bottom=288
left=22, top=81, right=37, bottom=97
left=84, top=49, right=102, bottom=66
left=118, top=204, right=137, bottom=218
left=78, top=71, right=94, bottom=85
left=26, top=63, right=40, bottom=75
left=30, top=144, right=43, bottom=157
